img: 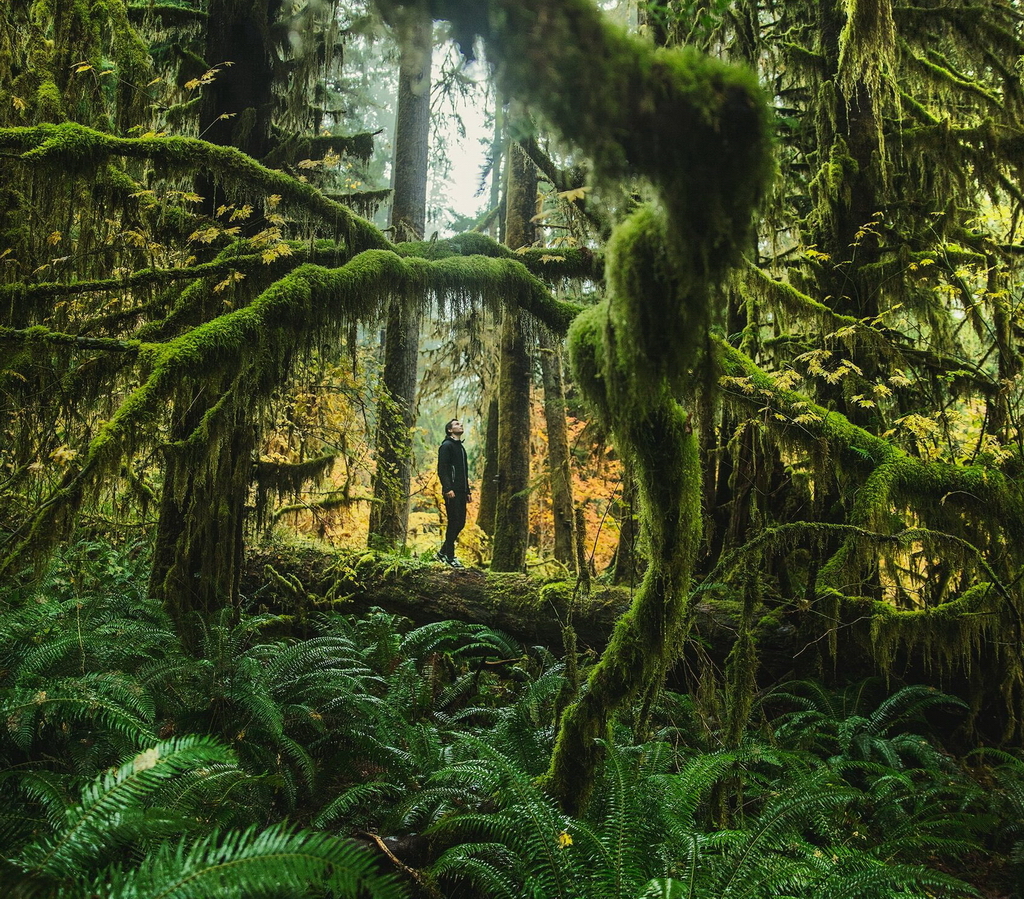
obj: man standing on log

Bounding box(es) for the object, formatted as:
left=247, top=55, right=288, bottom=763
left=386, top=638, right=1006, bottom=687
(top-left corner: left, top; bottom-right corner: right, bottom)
left=436, top=418, right=471, bottom=567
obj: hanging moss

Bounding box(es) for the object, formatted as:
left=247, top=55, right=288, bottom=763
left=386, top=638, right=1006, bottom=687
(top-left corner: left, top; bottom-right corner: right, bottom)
left=0, top=123, right=390, bottom=252
left=397, top=231, right=604, bottom=282
left=256, top=454, right=336, bottom=494
left=547, top=398, right=702, bottom=812
left=718, top=337, right=1024, bottom=725
left=262, top=132, right=377, bottom=168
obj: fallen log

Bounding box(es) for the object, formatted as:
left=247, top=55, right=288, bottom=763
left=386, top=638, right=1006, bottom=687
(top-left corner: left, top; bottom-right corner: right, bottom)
left=240, top=541, right=798, bottom=671
left=244, top=542, right=635, bottom=650
left=241, top=540, right=1016, bottom=743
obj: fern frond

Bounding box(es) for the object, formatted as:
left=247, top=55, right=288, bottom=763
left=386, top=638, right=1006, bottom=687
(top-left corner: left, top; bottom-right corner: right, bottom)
left=2, top=673, right=153, bottom=754
left=639, top=877, right=687, bottom=898
left=155, top=762, right=274, bottom=828
left=12, top=735, right=234, bottom=879
left=399, top=620, right=521, bottom=664
left=97, top=822, right=404, bottom=899
left=313, top=780, right=405, bottom=829
left=431, top=843, right=524, bottom=899
left=716, top=775, right=856, bottom=898
left=864, top=685, right=967, bottom=738
left=812, top=854, right=977, bottom=899
left=425, top=738, right=578, bottom=898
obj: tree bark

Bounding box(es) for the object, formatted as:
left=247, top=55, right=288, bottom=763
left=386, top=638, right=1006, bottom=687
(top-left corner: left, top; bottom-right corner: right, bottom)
left=488, top=96, right=504, bottom=240
left=476, top=392, right=500, bottom=535
left=246, top=544, right=629, bottom=649
left=368, top=9, right=433, bottom=548
left=490, top=132, right=536, bottom=571
left=152, top=0, right=277, bottom=638
left=539, top=330, right=575, bottom=570
left=609, top=455, right=642, bottom=586
left=198, top=0, right=275, bottom=213
left=151, top=390, right=252, bottom=650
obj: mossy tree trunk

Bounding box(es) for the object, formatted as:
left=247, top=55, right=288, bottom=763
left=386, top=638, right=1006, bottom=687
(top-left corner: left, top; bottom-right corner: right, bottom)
left=384, top=0, right=772, bottom=811
left=546, top=398, right=701, bottom=814
left=152, top=0, right=278, bottom=633
left=150, top=389, right=252, bottom=650
left=539, top=330, right=576, bottom=570
left=491, top=308, right=532, bottom=570
left=368, top=8, right=433, bottom=548
left=476, top=101, right=507, bottom=535
left=490, top=133, right=536, bottom=572
left=197, top=0, right=275, bottom=212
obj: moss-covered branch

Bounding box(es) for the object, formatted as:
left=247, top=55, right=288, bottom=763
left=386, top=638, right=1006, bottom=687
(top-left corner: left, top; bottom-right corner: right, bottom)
left=256, top=455, right=337, bottom=493
left=0, top=254, right=270, bottom=305
left=125, top=3, right=208, bottom=25
left=717, top=337, right=1020, bottom=505
left=396, top=230, right=604, bottom=284
left=383, top=0, right=771, bottom=814
left=717, top=338, right=1024, bottom=605
left=0, top=325, right=143, bottom=354
left=0, top=122, right=389, bottom=252
left=263, top=132, right=377, bottom=168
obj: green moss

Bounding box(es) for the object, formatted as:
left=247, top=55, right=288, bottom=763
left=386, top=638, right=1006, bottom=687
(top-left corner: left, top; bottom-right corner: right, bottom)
left=0, top=244, right=590, bottom=581
left=605, top=203, right=699, bottom=398
left=35, top=80, right=64, bottom=121
left=1, top=123, right=388, bottom=251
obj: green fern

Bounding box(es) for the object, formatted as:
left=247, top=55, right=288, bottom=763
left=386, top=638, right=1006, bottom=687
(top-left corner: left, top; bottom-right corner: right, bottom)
left=764, top=680, right=967, bottom=770
left=9, top=735, right=236, bottom=879
left=96, top=822, right=404, bottom=899
left=2, top=733, right=405, bottom=899
left=1, top=672, right=154, bottom=758
left=426, top=737, right=583, bottom=899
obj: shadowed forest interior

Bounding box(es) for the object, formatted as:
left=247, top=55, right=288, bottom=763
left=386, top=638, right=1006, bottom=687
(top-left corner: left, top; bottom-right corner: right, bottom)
left=3, top=0, right=1024, bottom=896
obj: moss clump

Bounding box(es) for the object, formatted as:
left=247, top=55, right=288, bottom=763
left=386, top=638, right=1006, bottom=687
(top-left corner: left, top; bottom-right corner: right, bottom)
left=605, top=203, right=700, bottom=400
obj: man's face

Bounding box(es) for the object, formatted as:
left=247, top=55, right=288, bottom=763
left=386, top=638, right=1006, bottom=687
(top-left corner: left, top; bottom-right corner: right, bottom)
left=449, top=420, right=464, bottom=438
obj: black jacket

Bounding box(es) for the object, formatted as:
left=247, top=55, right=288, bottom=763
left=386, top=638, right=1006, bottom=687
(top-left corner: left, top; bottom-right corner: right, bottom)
left=437, top=437, right=470, bottom=499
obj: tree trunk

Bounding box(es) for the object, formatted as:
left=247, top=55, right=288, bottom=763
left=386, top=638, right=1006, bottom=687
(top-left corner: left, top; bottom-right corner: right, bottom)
left=490, top=131, right=536, bottom=571
left=490, top=309, right=531, bottom=571
left=488, top=96, right=504, bottom=240
left=609, top=455, right=642, bottom=586
left=546, top=400, right=702, bottom=815
left=368, top=9, right=433, bottom=548
left=150, top=389, right=252, bottom=650
left=476, top=392, right=500, bottom=535
left=539, top=330, right=576, bottom=570
left=152, top=0, right=277, bottom=636
left=198, top=0, right=275, bottom=212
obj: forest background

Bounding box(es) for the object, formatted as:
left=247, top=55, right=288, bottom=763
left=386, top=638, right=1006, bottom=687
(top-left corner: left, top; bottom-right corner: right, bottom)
left=4, top=0, right=1024, bottom=896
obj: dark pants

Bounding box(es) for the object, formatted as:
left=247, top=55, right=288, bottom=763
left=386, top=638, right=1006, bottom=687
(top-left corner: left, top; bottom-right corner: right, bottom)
left=441, top=495, right=468, bottom=558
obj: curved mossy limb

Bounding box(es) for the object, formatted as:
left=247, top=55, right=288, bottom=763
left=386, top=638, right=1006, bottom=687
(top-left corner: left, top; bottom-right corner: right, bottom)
left=717, top=338, right=1024, bottom=573
left=413, top=0, right=774, bottom=265
left=382, top=0, right=773, bottom=811
left=545, top=390, right=702, bottom=814
left=0, top=123, right=389, bottom=253
left=398, top=231, right=604, bottom=282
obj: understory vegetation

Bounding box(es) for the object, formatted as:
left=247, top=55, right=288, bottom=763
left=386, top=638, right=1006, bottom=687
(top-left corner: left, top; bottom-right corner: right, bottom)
left=1, top=541, right=1019, bottom=898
